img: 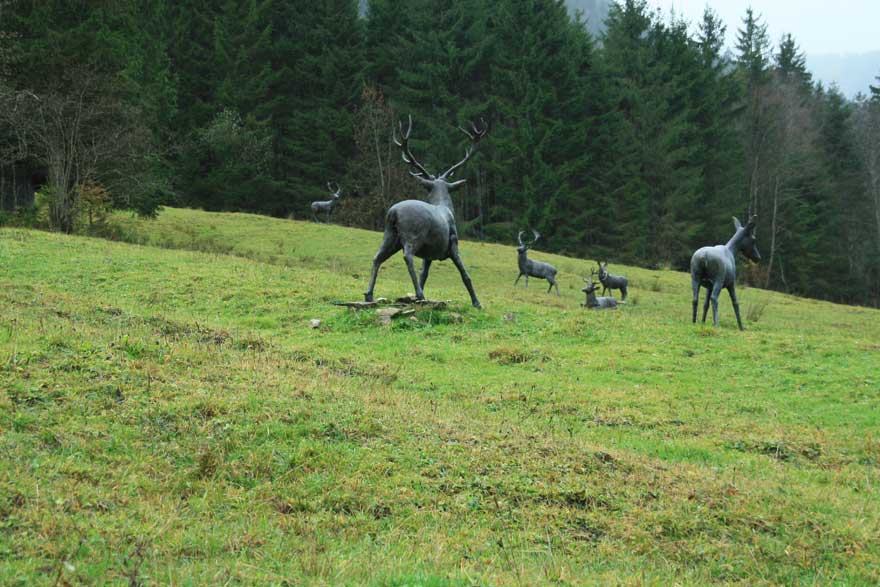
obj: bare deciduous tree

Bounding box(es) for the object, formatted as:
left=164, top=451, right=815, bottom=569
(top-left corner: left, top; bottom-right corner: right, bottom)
left=338, top=84, right=410, bottom=229
left=0, top=66, right=147, bottom=232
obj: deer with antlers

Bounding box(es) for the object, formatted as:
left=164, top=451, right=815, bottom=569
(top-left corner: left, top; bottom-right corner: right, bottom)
left=596, top=261, right=628, bottom=300
left=363, top=116, right=487, bottom=307
left=582, top=273, right=619, bottom=309
left=514, top=229, right=559, bottom=296
left=691, top=216, right=760, bottom=330
left=310, top=182, right=342, bottom=223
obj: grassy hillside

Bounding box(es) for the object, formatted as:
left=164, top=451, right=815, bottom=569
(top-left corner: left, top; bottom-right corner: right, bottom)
left=1, top=207, right=879, bottom=586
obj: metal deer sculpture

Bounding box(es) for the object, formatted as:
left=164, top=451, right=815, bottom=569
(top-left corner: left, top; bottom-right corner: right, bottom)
left=596, top=261, right=628, bottom=300
left=514, top=229, right=559, bottom=296
left=311, top=182, right=342, bottom=223
left=582, top=274, right=618, bottom=309
left=363, top=116, right=487, bottom=307
left=690, top=216, right=761, bottom=330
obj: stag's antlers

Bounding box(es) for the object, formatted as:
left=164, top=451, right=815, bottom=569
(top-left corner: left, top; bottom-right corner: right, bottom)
left=518, top=228, right=541, bottom=249
left=393, top=115, right=434, bottom=179
left=326, top=181, right=341, bottom=198
left=441, top=118, right=488, bottom=179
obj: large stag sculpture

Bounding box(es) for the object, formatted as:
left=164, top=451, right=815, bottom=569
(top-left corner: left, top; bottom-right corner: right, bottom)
left=691, top=216, right=761, bottom=330
left=596, top=261, right=628, bottom=300
left=514, top=229, right=559, bottom=296
left=363, top=116, right=487, bottom=307
left=310, top=182, right=342, bottom=223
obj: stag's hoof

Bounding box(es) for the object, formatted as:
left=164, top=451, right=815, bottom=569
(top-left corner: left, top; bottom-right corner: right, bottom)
left=472, top=301, right=482, bottom=309
left=364, top=293, right=374, bottom=302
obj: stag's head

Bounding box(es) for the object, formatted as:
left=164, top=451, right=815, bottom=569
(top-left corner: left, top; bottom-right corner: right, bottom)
left=733, top=216, right=761, bottom=262
left=597, top=261, right=608, bottom=280
left=394, top=115, right=487, bottom=193
left=326, top=181, right=342, bottom=200
left=582, top=273, right=600, bottom=294
left=517, top=229, right=540, bottom=253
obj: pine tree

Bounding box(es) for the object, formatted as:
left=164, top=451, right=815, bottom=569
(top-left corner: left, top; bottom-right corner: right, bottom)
left=267, top=0, right=363, bottom=217
left=691, top=7, right=742, bottom=247
left=775, top=33, right=812, bottom=91
left=486, top=0, right=598, bottom=253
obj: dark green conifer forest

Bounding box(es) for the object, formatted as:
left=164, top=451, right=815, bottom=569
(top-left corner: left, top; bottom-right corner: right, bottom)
left=2, top=0, right=879, bottom=306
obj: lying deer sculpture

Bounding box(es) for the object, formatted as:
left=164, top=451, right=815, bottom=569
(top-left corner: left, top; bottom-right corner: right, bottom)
left=597, top=261, right=628, bottom=300
left=311, top=182, right=342, bottom=223
left=363, top=116, right=487, bottom=307
left=582, top=274, right=618, bottom=309
left=691, top=215, right=760, bottom=330
left=514, top=229, right=559, bottom=296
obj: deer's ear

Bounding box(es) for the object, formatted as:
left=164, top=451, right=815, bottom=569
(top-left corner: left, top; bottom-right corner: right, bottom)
left=733, top=216, right=743, bottom=230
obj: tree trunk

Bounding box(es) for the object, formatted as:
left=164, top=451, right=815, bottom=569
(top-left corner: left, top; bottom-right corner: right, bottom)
left=766, top=176, right=779, bottom=289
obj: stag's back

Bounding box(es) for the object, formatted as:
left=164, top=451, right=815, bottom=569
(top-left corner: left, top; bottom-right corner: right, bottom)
left=691, top=245, right=736, bottom=288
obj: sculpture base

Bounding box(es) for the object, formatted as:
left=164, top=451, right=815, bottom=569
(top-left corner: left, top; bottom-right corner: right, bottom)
left=333, top=296, right=448, bottom=311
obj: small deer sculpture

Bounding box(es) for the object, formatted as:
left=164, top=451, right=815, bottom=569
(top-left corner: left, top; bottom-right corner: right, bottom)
left=363, top=116, right=487, bottom=307
left=596, top=261, right=628, bottom=300
left=691, top=215, right=760, bottom=330
left=310, top=182, right=342, bottom=223
left=514, top=229, right=559, bottom=296
left=582, top=274, right=618, bottom=309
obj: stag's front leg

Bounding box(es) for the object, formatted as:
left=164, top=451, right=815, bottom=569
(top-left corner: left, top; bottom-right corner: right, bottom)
left=450, top=243, right=481, bottom=308
left=419, top=259, right=432, bottom=288
left=728, top=286, right=744, bottom=331
left=692, top=277, right=700, bottom=323
left=514, top=273, right=523, bottom=286
left=402, top=244, right=425, bottom=300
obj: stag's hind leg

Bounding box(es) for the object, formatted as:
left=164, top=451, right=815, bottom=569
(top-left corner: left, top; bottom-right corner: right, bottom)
left=701, top=287, right=712, bottom=323
left=364, top=237, right=401, bottom=302
left=710, top=281, right=723, bottom=327
left=402, top=244, right=425, bottom=300
left=450, top=242, right=481, bottom=308
left=419, top=260, right=432, bottom=289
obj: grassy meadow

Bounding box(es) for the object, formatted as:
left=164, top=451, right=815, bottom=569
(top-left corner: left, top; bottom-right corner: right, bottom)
left=1, top=207, right=879, bottom=585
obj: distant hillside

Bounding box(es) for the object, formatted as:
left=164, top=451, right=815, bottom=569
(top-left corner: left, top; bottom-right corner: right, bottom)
left=807, top=51, right=880, bottom=98
left=566, top=0, right=611, bottom=36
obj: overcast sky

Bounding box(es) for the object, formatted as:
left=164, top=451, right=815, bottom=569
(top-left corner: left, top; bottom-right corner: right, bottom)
left=644, top=1, right=880, bottom=55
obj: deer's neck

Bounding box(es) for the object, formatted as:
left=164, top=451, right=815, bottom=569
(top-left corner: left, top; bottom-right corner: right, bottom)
left=726, top=229, right=747, bottom=252
left=587, top=292, right=598, bottom=307
left=428, top=190, right=453, bottom=212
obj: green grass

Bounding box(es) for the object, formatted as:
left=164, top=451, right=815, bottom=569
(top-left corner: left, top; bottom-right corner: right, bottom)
left=1, top=207, right=879, bottom=585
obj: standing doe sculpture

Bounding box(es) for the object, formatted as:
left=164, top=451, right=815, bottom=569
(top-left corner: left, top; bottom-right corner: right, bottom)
left=363, top=116, right=487, bottom=308
left=514, top=229, right=559, bottom=296
left=311, top=182, right=342, bottom=223
left=690, top=216, right=760, bottom=330
left=582, top=274, right=618, bottom=309
left=597, top=261, right=628, bottom=300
